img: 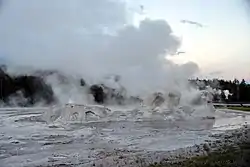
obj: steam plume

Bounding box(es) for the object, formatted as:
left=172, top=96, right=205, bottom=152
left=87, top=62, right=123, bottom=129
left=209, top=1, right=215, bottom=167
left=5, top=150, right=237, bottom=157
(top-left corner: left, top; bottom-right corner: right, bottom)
left=0, top=0, right=200, bottom=99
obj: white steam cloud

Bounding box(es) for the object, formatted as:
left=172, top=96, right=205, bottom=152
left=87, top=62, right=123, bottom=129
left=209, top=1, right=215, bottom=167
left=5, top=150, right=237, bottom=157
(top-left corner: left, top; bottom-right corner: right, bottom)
left=0, top=0, right=199, bottom=98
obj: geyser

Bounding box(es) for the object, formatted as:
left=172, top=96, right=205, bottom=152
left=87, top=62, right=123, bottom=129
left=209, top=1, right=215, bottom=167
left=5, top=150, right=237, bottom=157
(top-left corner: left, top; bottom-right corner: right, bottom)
left=0, top=0, right=214, bottom=118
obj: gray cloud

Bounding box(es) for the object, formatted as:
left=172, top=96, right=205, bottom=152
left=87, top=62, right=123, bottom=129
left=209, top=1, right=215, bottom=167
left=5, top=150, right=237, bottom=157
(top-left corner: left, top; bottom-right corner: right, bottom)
left=209, top=71, right=223, bottom=76
left=180, top=20, right=205, bottom=28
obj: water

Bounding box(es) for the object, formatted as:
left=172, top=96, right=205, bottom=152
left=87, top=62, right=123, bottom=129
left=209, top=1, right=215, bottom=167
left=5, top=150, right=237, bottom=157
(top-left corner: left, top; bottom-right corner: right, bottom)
left=0, top=104, right=250, bottom=167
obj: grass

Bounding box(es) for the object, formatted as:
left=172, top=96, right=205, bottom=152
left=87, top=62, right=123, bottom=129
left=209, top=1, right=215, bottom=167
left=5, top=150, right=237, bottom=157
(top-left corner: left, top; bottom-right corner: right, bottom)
left=227, top=106, right=250, bottom=112
left=148, top=142, right=250, bottom=167
left=214, top=105, right=250, bottom=112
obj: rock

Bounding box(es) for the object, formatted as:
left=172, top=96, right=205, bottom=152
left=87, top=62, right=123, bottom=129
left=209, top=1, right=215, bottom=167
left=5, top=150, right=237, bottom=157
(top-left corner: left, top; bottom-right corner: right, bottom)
left=90, top=84, right=105, bottom=104
left=80, top=78, right=86, bottom=86
left=89, top=83, right=127, bottom=104
left=152, top=92, right=165, bottom=107
left=203, top=143, right=210, bottom=152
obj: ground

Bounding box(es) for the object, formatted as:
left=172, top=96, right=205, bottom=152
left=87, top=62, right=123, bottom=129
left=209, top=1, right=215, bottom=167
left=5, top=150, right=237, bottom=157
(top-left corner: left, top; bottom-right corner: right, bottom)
left=1, top=106, right=249, bottom=167
left=147, top=106, right=250, bottom=167
left=148, top=142, right=250, bottom=167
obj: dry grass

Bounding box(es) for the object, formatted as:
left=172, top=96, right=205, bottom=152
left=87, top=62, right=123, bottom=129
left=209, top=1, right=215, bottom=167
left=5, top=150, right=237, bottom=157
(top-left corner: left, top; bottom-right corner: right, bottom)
left=148, top=142, right=250, bottom=167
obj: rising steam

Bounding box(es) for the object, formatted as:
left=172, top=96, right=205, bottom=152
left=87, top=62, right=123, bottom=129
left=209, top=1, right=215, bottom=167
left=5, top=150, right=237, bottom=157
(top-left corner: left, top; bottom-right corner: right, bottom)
left=0, top=0, right=201, bottom=104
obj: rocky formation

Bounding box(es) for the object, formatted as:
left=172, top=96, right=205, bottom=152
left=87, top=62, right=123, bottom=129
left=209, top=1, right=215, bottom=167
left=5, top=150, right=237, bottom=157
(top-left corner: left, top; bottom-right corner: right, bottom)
left=88, top=84, right=125, bottom=104
left=89, top=84, right=106, bottom=104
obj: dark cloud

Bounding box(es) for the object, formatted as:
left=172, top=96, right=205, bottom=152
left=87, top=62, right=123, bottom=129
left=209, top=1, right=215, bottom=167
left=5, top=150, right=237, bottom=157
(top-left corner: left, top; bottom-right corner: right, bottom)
left=180, top=20, right=205, bottom=28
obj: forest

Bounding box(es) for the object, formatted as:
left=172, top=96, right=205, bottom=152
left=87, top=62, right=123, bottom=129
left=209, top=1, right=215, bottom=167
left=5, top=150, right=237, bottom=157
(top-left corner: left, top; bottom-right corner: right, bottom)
left=191, top=78, right=250, bottom=103
left=1, top=62, right=249, bottom=106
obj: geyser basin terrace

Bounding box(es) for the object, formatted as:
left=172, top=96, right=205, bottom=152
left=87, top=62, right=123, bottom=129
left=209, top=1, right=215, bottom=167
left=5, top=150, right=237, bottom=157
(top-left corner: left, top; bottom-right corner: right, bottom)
left=0, top=104, right=250, bottom=167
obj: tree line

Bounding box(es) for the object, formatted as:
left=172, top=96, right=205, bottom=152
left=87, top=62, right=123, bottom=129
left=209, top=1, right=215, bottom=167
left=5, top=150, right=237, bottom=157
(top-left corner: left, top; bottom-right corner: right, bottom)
left=190, top=78, right=250, bottom=103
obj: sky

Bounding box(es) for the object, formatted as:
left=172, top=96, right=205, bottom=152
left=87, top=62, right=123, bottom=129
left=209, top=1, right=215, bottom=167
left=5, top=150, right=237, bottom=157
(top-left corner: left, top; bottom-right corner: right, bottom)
left=128, top=0, right=250, bottom=81
left=0, top=0, right=249, bottom=82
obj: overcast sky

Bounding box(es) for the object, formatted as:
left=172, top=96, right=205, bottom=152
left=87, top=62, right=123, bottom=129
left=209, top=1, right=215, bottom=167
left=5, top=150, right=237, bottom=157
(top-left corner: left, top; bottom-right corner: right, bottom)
left=129, top=0, right=250, bottom=80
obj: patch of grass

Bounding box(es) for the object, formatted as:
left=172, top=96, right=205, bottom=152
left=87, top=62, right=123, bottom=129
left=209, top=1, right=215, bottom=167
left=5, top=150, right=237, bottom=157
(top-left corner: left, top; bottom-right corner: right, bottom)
left=214, top=106, right=250, bottom=112
left=227, top=107, right=250, bottom=112
left=148, top=142, right=250, bottom=167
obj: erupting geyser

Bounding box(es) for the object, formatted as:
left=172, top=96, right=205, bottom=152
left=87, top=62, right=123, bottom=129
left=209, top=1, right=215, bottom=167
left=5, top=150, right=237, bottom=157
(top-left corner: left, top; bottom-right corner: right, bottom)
left=0, top=0, right=215, bottom=120
left=0, top=2, right=227, bottom=166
